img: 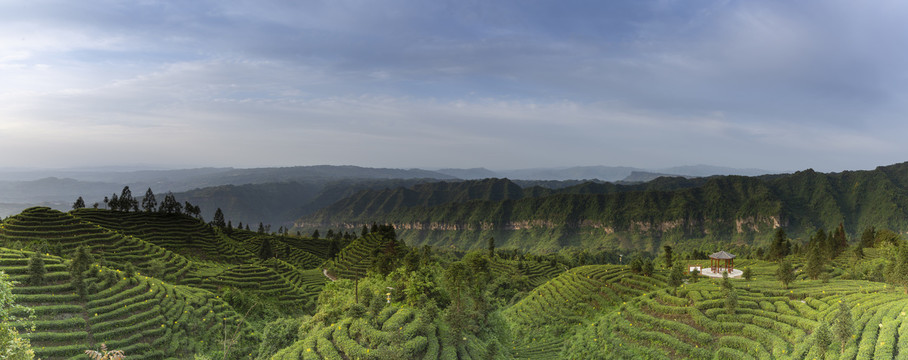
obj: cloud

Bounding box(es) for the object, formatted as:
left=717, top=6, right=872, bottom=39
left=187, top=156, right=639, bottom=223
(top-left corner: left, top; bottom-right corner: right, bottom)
left=0, top=0, right=906, bottom=171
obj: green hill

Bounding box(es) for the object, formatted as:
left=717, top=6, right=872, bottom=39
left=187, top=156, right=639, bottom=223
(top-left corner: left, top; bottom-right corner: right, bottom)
left=1, top=247, right=255, bottom=359
left=0, top=207, right=328, bottom=359
left=298, top=162, right=908, bottom=252
left=70, top=208, right=254, bottom=263
left=0, top=207, right=197, bottom=284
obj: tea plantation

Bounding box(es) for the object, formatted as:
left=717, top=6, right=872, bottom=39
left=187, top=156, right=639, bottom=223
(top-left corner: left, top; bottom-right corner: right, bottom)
left=4, top=206, right=908, bottom=359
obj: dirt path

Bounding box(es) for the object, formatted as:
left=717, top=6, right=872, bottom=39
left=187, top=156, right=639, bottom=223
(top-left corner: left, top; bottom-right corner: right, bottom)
left=323, top=268, right=337, bottom=281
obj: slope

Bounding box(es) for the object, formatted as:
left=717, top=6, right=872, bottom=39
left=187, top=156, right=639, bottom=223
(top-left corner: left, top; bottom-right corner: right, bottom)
left=2, top=248, right=255, bottom=360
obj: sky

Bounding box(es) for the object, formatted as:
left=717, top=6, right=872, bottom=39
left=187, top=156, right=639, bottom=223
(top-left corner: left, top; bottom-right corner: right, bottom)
left=1, top=0, right=908, bottom=172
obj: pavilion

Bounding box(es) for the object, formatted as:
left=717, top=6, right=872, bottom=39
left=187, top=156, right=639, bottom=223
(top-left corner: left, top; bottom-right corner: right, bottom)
left=709, top=251, right=735, bottom=274
left=698, top=251, right=743, bottom=278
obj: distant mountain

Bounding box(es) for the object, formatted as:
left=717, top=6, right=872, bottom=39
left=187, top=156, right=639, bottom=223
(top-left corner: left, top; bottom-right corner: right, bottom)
left=306, top=178, right=526, bottom=223
left=174, top=178, right=447, bottom=228
left=0, top=163, right=784, bottom=221
left=298, top=162, right=908, bottom=252
left=0, top=177, right=114, bottom=203
left=301, top=176, right=709, bottom=225
left=497, top=166, right=641, bottom=181
left=434, top=167, right=500, bottom=179
left=656, top=164, right=779, bottom=177
left=0, top=165, right=456, bottom=218
left=620, top=171, right=685, bottom=183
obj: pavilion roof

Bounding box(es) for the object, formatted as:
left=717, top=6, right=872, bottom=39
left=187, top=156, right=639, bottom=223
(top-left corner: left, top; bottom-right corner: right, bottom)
left=709, top=251, right=736, bottom=259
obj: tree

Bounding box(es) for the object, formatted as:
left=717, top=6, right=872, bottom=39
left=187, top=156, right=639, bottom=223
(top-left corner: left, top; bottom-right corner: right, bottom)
left=108, top=194, right=119, bottom=211
left=721, top=270, right=733, bottom=291
left=813, top=321, right=832, bottom=357
left=257, top=238, right=274, bottom=260
left=72, top=196, right=85, bottom=210
left=184, top=202, right=200, bottom=219
left=488, top=237, right=495, bottom=256
left=119, top=186, right=136, bottom=212
left=768, top=228, right=790, bottom=261
left=159, top=193, right=182, bottom=214
left=327, top=240, right=340, bottom=260
left=361, top=225, right=369, bottom=238
left=887, top=241, right=908, bottom=293
left=27, top=252, right=45, bottom=286
left=725, top=289, right=738, bottom=315
left=142, top=188, right=157, bottom=212
left=70, top=246, right=94, bottom=299
left=833, top=223, right=848, bottom=255
left=806, top=234, right=825, bottom=280
left=860, top=226, right=876, bottom=248
left=212, top=208, right=226, bottom=228
left=832, top=301, right=853, bottom=354
left=641, top=258, right=654, bottom=276
left=668, top=264, right=684, bottom=287
left=739, top=267, right=751, bottom=281
left=0, top=271, right=37, bottom=359
left=663, top=245, right=673, bottom=268
left=776, top=260, right=795, bottom=289
left=311, top=229, right=319, bottom=239
left=629, top=256, right=644, bottom=273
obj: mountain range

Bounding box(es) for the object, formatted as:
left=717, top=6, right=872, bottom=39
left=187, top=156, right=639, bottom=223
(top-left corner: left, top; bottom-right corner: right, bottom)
left=296, top=162, right=908, bottom=253
left=0, top=164, right=778, bottom=221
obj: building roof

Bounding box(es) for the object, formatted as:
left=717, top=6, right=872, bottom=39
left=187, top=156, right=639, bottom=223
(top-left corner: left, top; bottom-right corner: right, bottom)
left=709, top=251, right=736, bottom=259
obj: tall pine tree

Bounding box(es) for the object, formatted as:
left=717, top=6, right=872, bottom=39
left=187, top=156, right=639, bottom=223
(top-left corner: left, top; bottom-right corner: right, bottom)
left=833, top=301, right=853, bottom=354
left=142, top=188, right=157, bottom=212
left=258, top=238, right=274, bottom=260
left=72, top=196, right=85, bottom=210
left=212, top=208, right=226, bottom=228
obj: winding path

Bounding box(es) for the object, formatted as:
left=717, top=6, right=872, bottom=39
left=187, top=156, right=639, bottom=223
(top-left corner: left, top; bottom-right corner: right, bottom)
left=323, top=268, right=337, bottom=282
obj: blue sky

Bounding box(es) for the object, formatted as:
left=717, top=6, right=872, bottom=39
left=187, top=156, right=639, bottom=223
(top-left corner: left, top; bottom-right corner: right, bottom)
left=1, top=0, right=907, bottom=172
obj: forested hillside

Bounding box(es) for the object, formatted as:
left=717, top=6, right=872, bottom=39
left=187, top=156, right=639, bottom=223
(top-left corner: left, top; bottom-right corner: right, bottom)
left=298, top=162, right=908, bottom=252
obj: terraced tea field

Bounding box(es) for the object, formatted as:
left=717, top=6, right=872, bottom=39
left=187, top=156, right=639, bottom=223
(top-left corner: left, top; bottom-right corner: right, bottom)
left=71, top=209, right=255, bottom=263
left=324, top=234, right=390, bottom=279
left=489, top=257, right=563, bottom=288
left=0, top=207, right=196, bottom=285
left=230, top=231, right=333, bottom=270
left=562, top=272, right=907, bottom=359
left=505, top=265, right=667, bottom=359
left=272, top=305, right=484, bottom=360
left=1, top=248, right=254, bottom=359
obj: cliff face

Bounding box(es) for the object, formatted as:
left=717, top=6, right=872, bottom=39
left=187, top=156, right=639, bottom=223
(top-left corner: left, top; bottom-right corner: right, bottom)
left=297, top=162, right=908, bottom=251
